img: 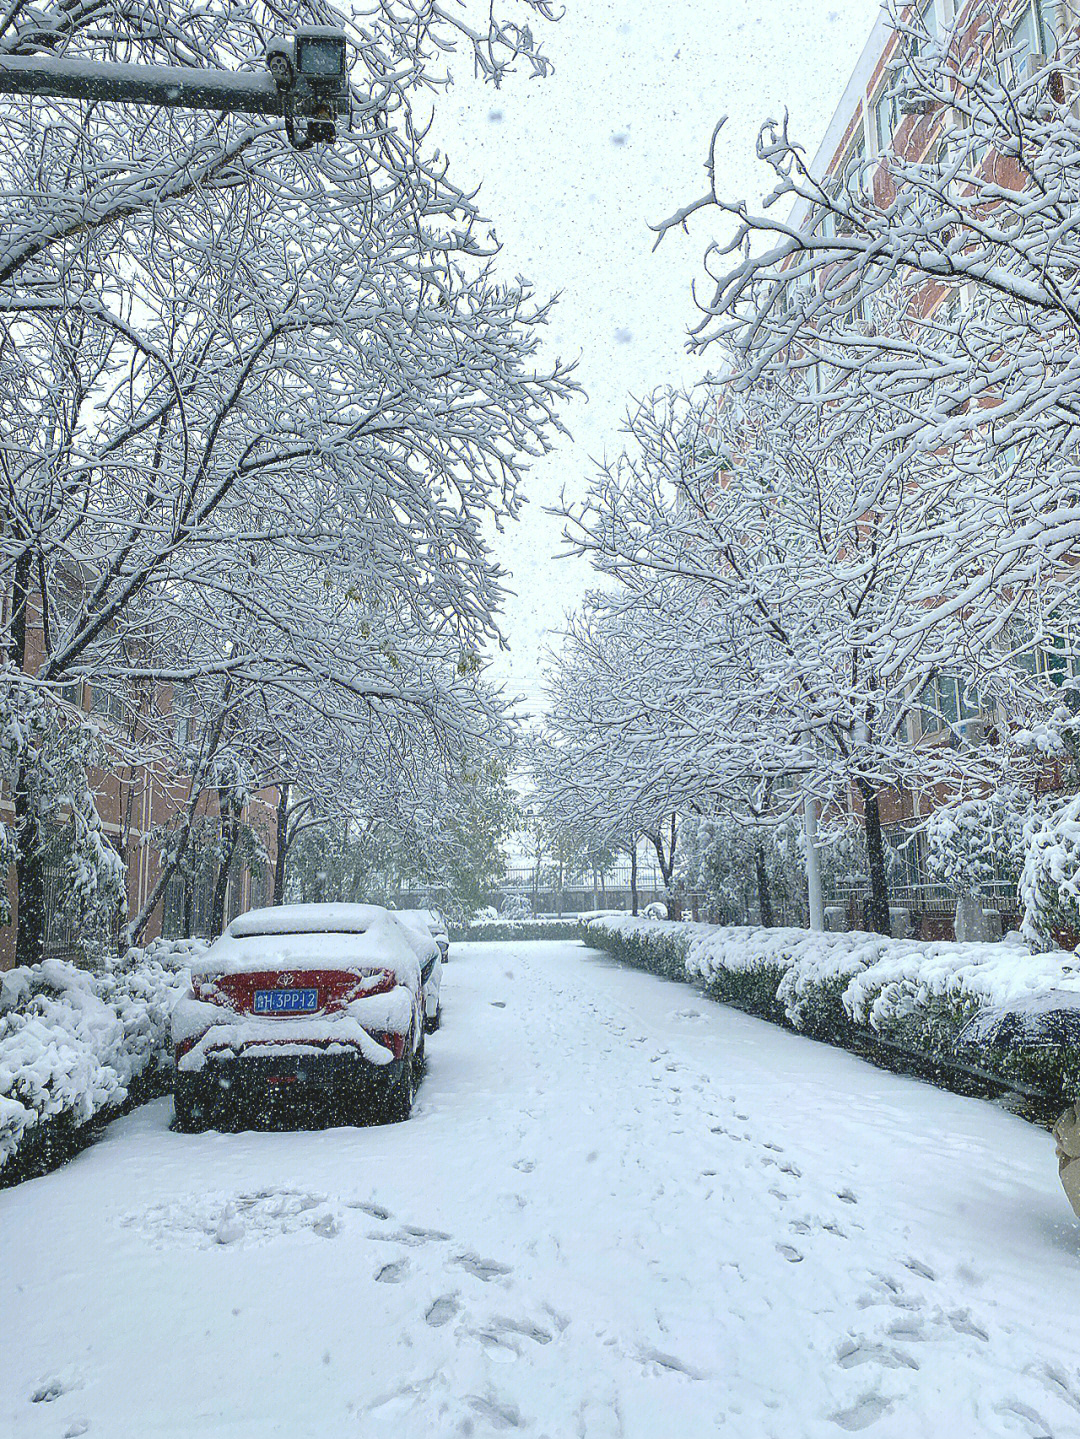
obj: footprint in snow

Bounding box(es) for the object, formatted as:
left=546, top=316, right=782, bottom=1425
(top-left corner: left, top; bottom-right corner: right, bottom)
left=490, top=1001, right=507, bottom=1008
left=425, top=1294, right=461, bottom=1327
left=904, top=1257, right=936, bottom=1281
left=404, top=1224, right=451, bottom=1241
left=829, top=1393, right=895, bottom=1431
left=638, top=1347, right=708, bottom=1379
left=775, top=1243, right=803, bottom=1263
left=837, top=1189, right=859, bottom=1205
left=494, top=1318, right=552, bottom=1341
left=30, top=1370, right=83, bottom=1406
left=836, top=1339, right=918, bottom=1372
left=454, top=1253, right=513, bottom=1282
left=467, top=1394, right=525, bottom=1430
left=947, top=1309, right=989, bottom=1341
left=347, top=1200, right=391, bottom=1220
left=31, top=1382, right=65, bottom=1404
left=375, top=1259, right=409, bottom=1283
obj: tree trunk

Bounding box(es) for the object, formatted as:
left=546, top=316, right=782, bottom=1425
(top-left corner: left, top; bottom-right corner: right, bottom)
left=125, top=691, right=231, bottom=946
left=663, top=813, right=681, bottom=919
left=858, top=779, right=891, bottom=936
left=210, top=796, right=241, bottom=937
left=649, top=818, right=681, bottom=919
left=755, top=845, right=773, bottom=927
left=13, top=766, right=47, bottom=967
left=10, top=549, right=47, bottom=967
left=630, top=844, right=638, bottom=917
left=273, top=784, right=289, bottom=903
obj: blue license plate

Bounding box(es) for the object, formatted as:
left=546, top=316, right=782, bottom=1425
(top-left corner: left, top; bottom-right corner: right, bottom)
left=253, top=987, right=319, bottom=1015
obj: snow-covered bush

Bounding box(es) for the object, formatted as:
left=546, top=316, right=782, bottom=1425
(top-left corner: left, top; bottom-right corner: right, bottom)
left=925, top=787, right=1037, bottom=895
left=585, top=918, right=1080, bottom=1103
left=500, top=894, right=534, bottom=922
left=1020, top=794, right=1080, bottom=949
left=0, top=939, right=204, bottom=1180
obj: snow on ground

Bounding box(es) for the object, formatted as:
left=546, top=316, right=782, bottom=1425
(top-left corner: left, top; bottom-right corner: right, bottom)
left=2, top=939, right=1080, bottom=1439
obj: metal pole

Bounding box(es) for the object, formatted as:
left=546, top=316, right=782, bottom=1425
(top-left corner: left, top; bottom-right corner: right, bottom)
left=804, top=792, right=825, bottom=932
left=0, top=54, right=284, bottom=115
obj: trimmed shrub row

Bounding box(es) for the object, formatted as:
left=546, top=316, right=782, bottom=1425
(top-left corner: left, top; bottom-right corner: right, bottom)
left=0, top=938, right=205, bottom=1186
left=584, top=918, right=1080, bottom=1114
left=451, top=919, right=586, bottom=944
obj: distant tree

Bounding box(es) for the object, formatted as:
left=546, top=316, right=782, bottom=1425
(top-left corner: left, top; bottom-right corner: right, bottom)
left=561, top=384, right=1053, bottom=933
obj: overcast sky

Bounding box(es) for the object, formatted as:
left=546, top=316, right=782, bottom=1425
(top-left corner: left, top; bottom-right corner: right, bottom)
left=426, top=0, right=881, bottom=711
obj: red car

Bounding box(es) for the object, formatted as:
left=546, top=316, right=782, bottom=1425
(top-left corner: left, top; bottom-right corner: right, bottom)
left=171, top=903, right=438, bottom=1131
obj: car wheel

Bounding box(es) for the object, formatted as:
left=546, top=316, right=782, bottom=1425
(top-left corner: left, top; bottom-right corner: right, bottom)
left=424, top=1004, right=441, bottom=1035
left=384, top=1054, right=415, bottom=1124
left=173, top=1078, right=210, bottom=1133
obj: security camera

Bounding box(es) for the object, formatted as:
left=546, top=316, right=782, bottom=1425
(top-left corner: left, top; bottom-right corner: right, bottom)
left=264, top=37, right=295, bottom=92
left=293, top=27, right=348, bottom=99
left=266, top=28, right=349, bottom=149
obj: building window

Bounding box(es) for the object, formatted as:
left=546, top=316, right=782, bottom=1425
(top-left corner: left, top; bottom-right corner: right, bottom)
left=1013, top=613, right=1078, bottom=688
left=1034, top=0, right=1061, bottom=52
left=912, top=0, right=940, bottom=53
left=919, top=673, right=979, bottom=734
left=1008, top=0, right=1060, bottom=66
left=873, top=84, right=901, bottom=154
left=90, top=684, right=127, bottom=728
left=173, top=685, right=199, bottom=748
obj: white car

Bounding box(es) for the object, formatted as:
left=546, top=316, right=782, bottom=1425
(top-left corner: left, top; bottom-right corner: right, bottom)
left=394, top=909, right=447, bottom=1032
left=171, top=903, right=440, bottom=1131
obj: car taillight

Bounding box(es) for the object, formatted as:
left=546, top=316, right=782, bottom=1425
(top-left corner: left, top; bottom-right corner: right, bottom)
left=192, top=980, right=233, bottom=1008
left=356, top=969, right=397, bottom=998
left=371, top=1030, right=405, bottom=1059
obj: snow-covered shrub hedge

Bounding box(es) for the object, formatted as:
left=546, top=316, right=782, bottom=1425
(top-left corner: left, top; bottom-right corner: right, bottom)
left=452, top=918, right=585, bottom=943
left=585, top=918, right=1080, bottom=1103
left=0, top=938, right=204, bottom=1182
left=1020, top=793, right=1080, bottom=948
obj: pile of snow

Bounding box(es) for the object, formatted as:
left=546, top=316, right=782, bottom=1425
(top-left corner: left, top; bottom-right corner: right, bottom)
left=586, top=917, right=1080, bottom=1093
left=0, top=938, right=203, bottom=1172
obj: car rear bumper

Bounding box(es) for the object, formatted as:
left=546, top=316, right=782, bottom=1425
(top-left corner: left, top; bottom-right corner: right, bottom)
left=177, top=1050, right=406, bottom=1111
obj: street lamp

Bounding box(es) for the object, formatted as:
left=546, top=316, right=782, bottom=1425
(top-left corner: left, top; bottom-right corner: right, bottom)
left=0, top=28, right=352, bottom=148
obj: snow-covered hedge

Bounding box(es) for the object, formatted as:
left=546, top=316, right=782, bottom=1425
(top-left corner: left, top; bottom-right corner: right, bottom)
left=0, top=938, right=205, bottom=1182
left=452, top=918, right=586, bottom=943
left=585, top=917, right=1080, bottom=1104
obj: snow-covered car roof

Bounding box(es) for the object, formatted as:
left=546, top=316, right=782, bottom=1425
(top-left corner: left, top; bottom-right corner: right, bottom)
left=395, top=908, right=447, bottom=938
left=227, top=903, right=385, bottom=937
left=191, top=903, right=432, bottom=984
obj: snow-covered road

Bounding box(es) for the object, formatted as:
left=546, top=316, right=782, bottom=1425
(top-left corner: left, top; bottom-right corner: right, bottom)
left=4, top=939, right=1080, bottom=1439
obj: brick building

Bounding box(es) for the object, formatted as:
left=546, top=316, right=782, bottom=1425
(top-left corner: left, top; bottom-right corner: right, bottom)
left=0, top=589, right=277, bottom=970
left=780, top=0, right=1078, bottom=933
